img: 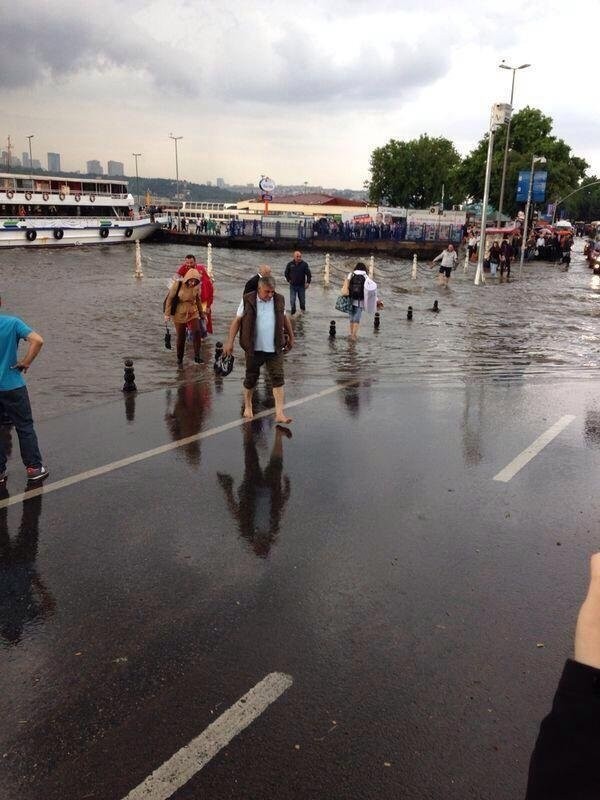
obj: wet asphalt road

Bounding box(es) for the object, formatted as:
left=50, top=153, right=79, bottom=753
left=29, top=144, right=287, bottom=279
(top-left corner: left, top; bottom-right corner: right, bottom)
left=2, top=372, right=600, bottom=800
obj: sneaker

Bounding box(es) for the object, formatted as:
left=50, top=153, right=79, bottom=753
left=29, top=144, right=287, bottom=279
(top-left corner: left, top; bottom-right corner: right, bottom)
left=26, top=465, right=50, bottom=482
left=194, top=355, right=204, bottom=364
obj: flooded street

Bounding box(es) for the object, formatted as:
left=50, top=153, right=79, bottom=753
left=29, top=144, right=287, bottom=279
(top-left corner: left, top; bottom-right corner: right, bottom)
left=0, top=239, right=598, bottom=420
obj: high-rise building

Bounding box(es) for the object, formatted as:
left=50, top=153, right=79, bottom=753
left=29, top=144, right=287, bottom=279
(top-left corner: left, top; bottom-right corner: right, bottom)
left=47, top=152, right=61, bottom=172
left=107, top=160, right=124, bottom=176
left=22, top=152, right=30, bottom=168
left=31, top=159, right=42, bottom=169
left=216, top=177, right=225, bottom=188
left=86, top=160, right=103, bottom=175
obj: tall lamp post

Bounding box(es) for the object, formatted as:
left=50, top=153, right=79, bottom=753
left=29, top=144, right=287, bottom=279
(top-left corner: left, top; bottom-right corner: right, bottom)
left=475, top=102, right=512, bottom=285
left=497, top=62, right=531, bottom=226
left=26, top=135, right=34, bottom=187
left=169, top=134, right=183, bottom=230
left=519, top=155, right=547, bottom=277
left=132, top=153, right=141, bottom=209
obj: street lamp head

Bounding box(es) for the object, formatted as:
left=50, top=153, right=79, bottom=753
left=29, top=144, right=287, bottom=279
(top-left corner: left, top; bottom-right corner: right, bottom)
left=534, top=156, right=547, bottom=164
left=518, top=63, right=531, bottom=69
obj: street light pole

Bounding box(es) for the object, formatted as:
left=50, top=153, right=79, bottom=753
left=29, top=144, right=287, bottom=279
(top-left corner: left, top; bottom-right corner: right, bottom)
left=132, top=153, right=141, bottom=209
left=169, top=134, right=183, bottom=230
left=519, top=155, right=547, bottom=278
left=26, top=135, right=34, bottom=187
left=497, top=62, right=531, bottom=226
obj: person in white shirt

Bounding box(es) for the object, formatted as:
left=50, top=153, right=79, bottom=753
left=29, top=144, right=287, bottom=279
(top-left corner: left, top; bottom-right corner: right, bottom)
left=431, top=244, right=458, bottom=287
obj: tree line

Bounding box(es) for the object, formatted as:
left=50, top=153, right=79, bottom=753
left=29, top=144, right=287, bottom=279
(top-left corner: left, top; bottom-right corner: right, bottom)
left=367, top=107, right=597, bottom=221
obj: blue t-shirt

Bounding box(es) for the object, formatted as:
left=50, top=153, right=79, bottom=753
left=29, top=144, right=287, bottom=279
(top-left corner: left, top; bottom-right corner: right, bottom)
left=0, top=315, right=32, bottom=391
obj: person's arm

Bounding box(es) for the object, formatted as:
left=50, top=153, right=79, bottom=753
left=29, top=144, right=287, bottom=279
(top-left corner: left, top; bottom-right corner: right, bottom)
left=15, top=331, right=43, bottom=372
left=431, top=252, right=442, bottom=265
left=223, top=317, right=241, bottom=355
left=284, top=263, right=291, bottom=283
left=526, top=553, right=600, bottom=799
left=305, top=263, right=312, bottom=286
left=164, top=282, right=178, bottom=322
left=283, top=314, right=294, bottom=351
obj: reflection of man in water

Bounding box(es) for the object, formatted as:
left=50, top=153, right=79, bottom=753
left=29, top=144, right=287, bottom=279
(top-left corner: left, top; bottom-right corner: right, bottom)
left=0, top=490, right=55, bottom=644
left=218, top=423, right=291, bottom=558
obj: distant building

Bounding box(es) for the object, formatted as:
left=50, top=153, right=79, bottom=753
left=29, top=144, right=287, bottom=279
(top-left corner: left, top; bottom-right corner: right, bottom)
left=237, top=192, right=370, bottom=218
left=32, top=159, right=42, bottom=169
left=87, top=159, right=103, bottom=175
left=22, top=152, right=30, bottom=168
left=47, top=152, right=61, bottom=172
left=216, top=177, right=225, bottom=188
left=107, top=160, right=124, bottom=176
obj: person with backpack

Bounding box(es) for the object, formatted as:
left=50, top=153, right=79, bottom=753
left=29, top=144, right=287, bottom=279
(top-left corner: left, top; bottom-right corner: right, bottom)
left=342, top=262, right=378, bottom=340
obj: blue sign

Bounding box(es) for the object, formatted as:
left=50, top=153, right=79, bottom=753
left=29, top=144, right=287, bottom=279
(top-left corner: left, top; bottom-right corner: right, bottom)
left=516, top=170, right=548, bottom=203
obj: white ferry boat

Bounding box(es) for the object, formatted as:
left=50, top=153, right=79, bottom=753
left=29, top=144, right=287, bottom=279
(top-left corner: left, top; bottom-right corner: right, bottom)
left=0, top=172, right=165, bottom=247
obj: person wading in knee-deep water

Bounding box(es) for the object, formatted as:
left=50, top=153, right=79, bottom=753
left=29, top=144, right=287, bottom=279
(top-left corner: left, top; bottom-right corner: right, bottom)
left=223, top=276, right=295, bottom=424
left=284, top=251, right=311, bottom=315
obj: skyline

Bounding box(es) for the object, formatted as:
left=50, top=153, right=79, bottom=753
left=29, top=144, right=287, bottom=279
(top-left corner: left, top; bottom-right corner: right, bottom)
left=2, top=0, right=599, bottom=190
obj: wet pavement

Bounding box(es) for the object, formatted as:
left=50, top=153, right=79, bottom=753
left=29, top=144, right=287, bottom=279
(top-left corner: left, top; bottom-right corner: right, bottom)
left=2, top=366, right=600, bottom=799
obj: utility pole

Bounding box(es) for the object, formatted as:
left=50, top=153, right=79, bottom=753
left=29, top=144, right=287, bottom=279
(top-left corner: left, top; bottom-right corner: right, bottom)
left=169, top=134, right=183, bottom=230
left=497, top=62, right=531, bottom=226
left=27, top=135, right=34, bottom=186
left=132, top=153, right=141, bottom=208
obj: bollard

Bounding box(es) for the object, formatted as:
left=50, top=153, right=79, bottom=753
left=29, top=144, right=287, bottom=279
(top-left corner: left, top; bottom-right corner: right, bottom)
left=463, top=249, right=469, bottom=272
left=134, top=240, right=143, bottom=278
left=411, top=254, right=417, bottom=280
left=374, top=312, right=380, bottom=330
left=213, top=341, right=223, bottom=371
left=329, top=320, right=336, bottom=338
left=122, top=359, right=137, bottom=392
left=407, top=305, right=413, bottom=320
left=324, top=253, right=330, bottom=287
left=206, top=242, right=213, bottom=278
left=369, top=254, right=375, bottom=278
left=431, top=300, right=439, bottom=313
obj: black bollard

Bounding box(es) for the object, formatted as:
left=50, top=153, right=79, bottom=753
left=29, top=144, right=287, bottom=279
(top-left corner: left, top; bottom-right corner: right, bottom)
left=431, top=300, right=439, bottom=313
left=374, top=312, right=380, bottom=330
left=122, top=359, right=137, bottom=392
left=329, top=320, right=336, bottom=338
left=214, top=341, right=223, bottom=371
left=407, top=305, right=413, bottom=320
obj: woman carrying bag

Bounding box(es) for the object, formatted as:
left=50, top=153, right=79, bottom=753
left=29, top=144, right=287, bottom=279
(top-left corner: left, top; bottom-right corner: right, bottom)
left=340, top=262, right=380, bottom=340
left=164, top=268, right=206, bottom=366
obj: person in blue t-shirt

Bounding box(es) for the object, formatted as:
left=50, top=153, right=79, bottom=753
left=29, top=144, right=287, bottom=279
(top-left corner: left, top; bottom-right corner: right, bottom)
left=0, top=295, right=49, bottom=483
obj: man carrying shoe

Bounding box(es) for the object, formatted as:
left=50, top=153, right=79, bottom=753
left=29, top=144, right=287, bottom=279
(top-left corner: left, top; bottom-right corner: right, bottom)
left=0, top=295, right=49, bottom=483
left=223, top=276, right=294, bottom=424
left=284, top=250, right=311, bottom=315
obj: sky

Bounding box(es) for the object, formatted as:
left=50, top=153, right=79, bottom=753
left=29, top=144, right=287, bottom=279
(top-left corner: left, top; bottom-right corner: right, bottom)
left=1, top=0, right=598, bottom=191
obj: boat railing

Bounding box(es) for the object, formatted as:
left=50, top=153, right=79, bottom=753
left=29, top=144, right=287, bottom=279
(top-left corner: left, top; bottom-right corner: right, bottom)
left=0, top=188, right=130, bottom=200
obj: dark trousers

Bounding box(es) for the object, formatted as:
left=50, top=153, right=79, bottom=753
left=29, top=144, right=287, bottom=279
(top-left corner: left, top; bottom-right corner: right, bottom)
left=0, top=386, right=43, bottom=472
left=174, top=319, right=201, bottom=362
left=289, top=285, right=306, bottom=313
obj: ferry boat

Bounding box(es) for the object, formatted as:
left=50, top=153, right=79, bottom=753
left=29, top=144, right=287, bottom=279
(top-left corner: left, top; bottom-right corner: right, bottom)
left=0, top=172, right=165, bottom=247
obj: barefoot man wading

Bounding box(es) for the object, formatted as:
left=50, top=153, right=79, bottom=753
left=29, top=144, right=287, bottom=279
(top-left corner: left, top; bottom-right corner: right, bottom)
left=224, top=276, right=295, bottom=423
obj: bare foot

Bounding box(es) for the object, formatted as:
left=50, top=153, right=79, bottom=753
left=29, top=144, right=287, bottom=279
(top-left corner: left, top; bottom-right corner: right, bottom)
left=275, top=414, right=293, bottom=424
left=243, top=407, right=254, bottom=419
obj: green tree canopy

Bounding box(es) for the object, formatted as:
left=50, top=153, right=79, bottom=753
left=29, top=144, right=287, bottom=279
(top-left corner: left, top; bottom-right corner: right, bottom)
left=455, top=107, right=588, bottom=216
left=563, top=176, right=600, bottom=221
left=367, top=134, right=461, bottom=208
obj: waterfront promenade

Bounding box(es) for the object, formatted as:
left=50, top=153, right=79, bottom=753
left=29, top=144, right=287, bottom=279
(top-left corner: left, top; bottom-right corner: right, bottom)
left=1, top=241, right=599, bottom=799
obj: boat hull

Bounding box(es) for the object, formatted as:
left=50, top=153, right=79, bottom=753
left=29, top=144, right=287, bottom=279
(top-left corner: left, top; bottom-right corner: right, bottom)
left=0, top=219, right=165, bottom=248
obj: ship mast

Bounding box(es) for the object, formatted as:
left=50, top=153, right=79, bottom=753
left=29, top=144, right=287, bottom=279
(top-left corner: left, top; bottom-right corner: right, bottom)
left=6, top=135, right=12, bottom=169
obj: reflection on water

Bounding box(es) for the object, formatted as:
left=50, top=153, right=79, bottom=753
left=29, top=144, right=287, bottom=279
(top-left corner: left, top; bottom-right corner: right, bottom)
left=218, top=420, right=291, bottom=558
left=164, top=377, right=212, bottom=466
left=0, top=485, right=54, bottom=645
left=0, top=240, right=598, bottom=420
left=584, top=407, right=600, bottom=448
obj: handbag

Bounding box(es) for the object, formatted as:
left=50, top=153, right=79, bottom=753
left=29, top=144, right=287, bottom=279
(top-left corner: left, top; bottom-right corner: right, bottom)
left=335, top=295, right=352, bottom=313
left=162, top=280, right=182, bottom=315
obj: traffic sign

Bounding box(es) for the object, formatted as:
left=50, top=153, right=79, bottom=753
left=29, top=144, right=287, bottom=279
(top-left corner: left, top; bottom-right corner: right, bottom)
left=259, top=176, right=276, bottom=193
left=262, top=193, right=273, bottom=201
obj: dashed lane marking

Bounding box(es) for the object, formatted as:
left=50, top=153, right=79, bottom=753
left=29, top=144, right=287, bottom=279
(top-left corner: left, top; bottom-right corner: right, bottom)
left=493, top=415, right=576, bottom=482
left=122, top=672, right=293, bottom=800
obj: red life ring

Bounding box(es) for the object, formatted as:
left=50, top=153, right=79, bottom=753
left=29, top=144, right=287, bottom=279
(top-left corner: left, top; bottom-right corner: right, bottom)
left=25, top=191, right=32, bottom=201
left=42, top=192, right=49, bottom=201
left=74, top=193, right=81, bottom=202
left=90, top=194, right=96, bottom=202
left=59, top=192, right=66, bottom=201
left=6, top=189, right=14, bottom=199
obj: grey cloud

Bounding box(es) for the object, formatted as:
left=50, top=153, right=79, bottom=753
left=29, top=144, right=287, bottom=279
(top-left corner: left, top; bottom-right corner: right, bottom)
left=0, top=1, right=196, bottom=94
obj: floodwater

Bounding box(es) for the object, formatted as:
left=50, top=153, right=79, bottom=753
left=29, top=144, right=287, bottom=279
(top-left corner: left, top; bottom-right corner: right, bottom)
left=0, top=240, right=598, bottom=420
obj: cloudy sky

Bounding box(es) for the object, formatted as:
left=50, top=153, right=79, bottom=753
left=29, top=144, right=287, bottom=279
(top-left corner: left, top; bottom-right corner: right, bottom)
left=2, top=0, right=598, bottom=190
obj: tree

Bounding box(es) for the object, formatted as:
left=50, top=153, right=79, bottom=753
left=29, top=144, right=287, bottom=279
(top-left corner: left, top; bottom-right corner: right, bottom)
left=563, top=176, right=600, bottom=221
left=367, top=134, right=461, bottom=208
left=455, top=107, right=588, bottom=216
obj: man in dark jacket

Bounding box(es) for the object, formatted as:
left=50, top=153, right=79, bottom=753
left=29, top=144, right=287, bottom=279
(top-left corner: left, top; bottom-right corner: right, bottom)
left=284, top=251, right=311, bottom=315
left=243, top=265, right=272, bottom=296
left=224, top=276, right=294, bottom=423
left=526, top=553, right=600, bottom=798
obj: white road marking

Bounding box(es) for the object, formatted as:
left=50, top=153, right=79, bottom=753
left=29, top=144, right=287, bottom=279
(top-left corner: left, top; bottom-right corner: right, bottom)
left=493, top=414, right=576, bottom=483
left=0, top=382, right=352, bottom=509
left=122, top=672, right=293, bottom=800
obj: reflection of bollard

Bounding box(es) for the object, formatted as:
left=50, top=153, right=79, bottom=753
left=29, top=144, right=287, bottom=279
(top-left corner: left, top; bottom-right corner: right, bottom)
left=329, top=320, right=336, bottom=338
left=431, top=300, right=439, bottom=313
left=407, top=305, right=413, bottom=320
left=134, top=240, right=143, bottom=278
left=207, top=242, right=213, bottom=278
left=324, top=253, right=330, bottom=287
left=124, top=393, right=136, bottom=422
left=411, top=254, right=417, bottom=280
left=214, top=341, right=223, bottom=371
left=369, top=254, right=375, bottom=278
left=123, top=359, right=137, bottom=392
left=463, top=249, right=469, bottom=272
left=374, top=312, right=380, bottom=330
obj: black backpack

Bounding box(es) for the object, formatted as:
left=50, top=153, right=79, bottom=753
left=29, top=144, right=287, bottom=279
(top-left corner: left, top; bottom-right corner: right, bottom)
left=349, top=272, right=365, bottom=300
